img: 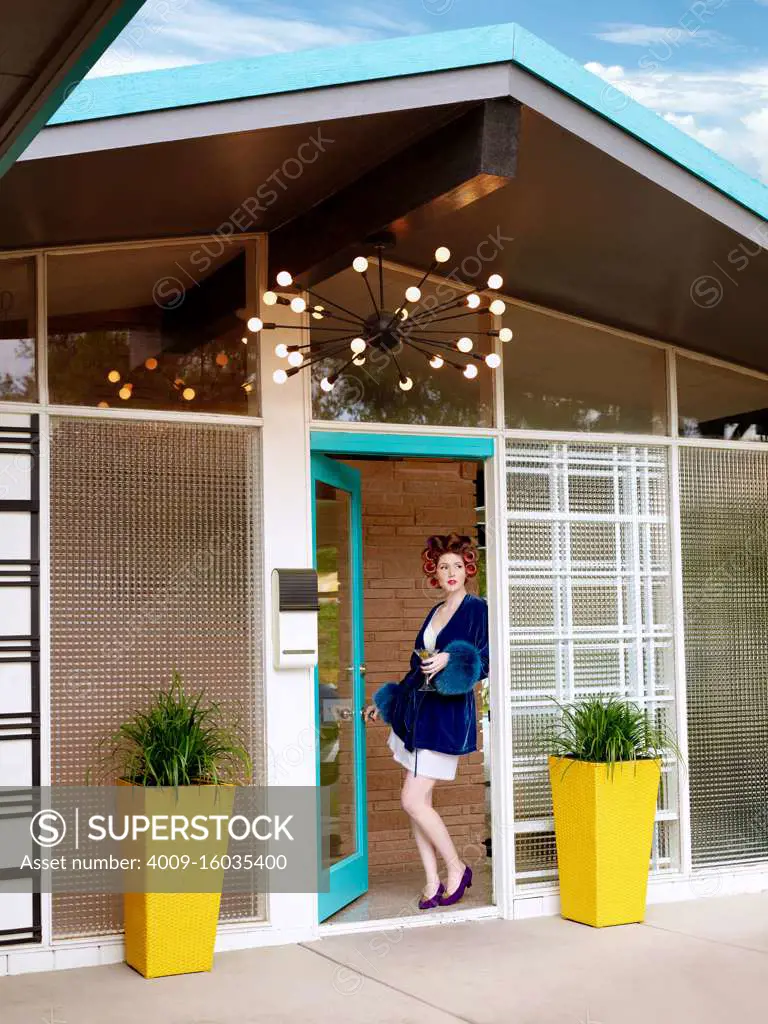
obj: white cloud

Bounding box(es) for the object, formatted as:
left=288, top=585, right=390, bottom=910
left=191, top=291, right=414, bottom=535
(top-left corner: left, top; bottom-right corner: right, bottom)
left=594, top=22, right=723, bottom=47
left=88, top=0, right=425, bottom=78
left=585, top=59, right=768, bottom=182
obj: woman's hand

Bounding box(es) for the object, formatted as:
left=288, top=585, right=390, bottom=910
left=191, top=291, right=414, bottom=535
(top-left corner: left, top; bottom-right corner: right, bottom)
left=421, top=651, right=450, bottom=683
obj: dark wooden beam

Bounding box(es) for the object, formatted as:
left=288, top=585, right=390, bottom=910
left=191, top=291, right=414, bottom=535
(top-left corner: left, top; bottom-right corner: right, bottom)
left=268, top=98, right=520, bottom=287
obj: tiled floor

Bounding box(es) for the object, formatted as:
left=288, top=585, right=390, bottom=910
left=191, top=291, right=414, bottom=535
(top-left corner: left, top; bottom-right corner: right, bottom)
left=330, top=859, right=493, bottom=923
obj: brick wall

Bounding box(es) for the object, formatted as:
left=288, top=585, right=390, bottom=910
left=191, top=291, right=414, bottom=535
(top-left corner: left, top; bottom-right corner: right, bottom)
left=343, top=458, right=488, bottom=881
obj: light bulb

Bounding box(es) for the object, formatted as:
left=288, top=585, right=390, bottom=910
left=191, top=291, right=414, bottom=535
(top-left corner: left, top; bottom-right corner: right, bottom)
left=429, top=355, right=444, bottom=369
left=352, top=256, right=369, bottom=273
left=398, top=376, right=414, bottom=391
left=457, top=337, right=473, bottom=353
left=350, top=337, right=366, bottom=355
left=485, top=353, right=501, bottom=369
left=489, top=299, right=506, bottom=316
left=463, top=363, right=479, bottom=380
left=275, top=343, right=289, bottom=358
left=118, top=386, right=131, bottom=400
left=215, top=352, right=229, bottom=367
left=273, top=369, right=288, bottom=384
left=107, top=370, right=121, bottom=383
left=182, top=387, right=196, bottom=400
left=487, top=273, right=503, bottom=290
left=241, top=336, right=248, bottom=344
left=262, top=291, right=278, bottom=306
left=499, top=327, right=513, bottom=342
left=320, top=376, right=335, bottom=393
left=288, top=351, right=304, bottom=367
left=466, top=293, right=481, bottom=309
left=247, top=316, right=263, bottom=332
left=405, top=286, right=421, bottom=303
left=276, top=271, right=293, bottom=287
left=313, top=304, right=324, bottom=312
left=243, top=382, right=254, bottom=393
left=290, top=297, right=307, bottom=314
left=144, top=358, right=158, bottom=371
left=434, top=246, right=450, bottom=263
left=97, top=401, right=109, bottom=408
left=312, top=311, right=324, bottom=320
left=353, top=356, right=366, bottom=366
left=400, top=308, right=409, bottom=320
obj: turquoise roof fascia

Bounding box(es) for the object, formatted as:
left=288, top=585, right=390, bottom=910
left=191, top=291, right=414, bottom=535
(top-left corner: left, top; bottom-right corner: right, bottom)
left=46, top=21, right=768, bottom=224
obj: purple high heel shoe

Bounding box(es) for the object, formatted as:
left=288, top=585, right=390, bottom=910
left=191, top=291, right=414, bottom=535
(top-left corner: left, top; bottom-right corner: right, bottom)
left=438, top=864, right=472, bottom=906
left=418, top=882, right=445, bottom=910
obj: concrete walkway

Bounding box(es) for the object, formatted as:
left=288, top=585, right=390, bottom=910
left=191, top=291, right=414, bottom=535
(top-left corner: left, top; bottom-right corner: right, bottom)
left=2, top=893, right=768, bottom=1023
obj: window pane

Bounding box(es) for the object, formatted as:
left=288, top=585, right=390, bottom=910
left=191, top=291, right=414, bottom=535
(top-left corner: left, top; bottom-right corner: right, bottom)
left=47, top=244, right=259, bottom=414
left=503, top=308, right=667, bottom=434
left=310, top=265, right=495, bottom=425
left=506, top=440, right=678, bottom=882
left=677, top=355, right=768, bottom=441
left=49, top=417, right=264, bottom=935
left=0, top=258, right=36, bottom=401
left=680, top=446, right=768, bottom=866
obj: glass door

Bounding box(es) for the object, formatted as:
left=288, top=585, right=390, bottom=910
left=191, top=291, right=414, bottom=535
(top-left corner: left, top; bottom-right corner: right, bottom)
left=311, top=454, right=367, bottom=921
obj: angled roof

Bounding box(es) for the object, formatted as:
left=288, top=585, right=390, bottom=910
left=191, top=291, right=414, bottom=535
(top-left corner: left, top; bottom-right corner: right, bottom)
left=47, top=21, right=768, bottom=224
left=0, top=0, right=146, bottom=180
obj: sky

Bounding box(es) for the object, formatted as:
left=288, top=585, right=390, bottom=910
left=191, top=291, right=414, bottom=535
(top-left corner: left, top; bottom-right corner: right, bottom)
left=90, top=0, right=768, bottom=183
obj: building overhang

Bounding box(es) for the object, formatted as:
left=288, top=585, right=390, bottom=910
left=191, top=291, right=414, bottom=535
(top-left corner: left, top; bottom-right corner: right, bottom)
left=0, top=0, right=146, bottom=180
left=1, top=25, right=767, bottom=373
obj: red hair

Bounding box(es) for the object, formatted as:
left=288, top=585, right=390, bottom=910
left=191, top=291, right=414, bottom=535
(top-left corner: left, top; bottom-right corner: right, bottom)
left=421, top=533, right=478, bottom=587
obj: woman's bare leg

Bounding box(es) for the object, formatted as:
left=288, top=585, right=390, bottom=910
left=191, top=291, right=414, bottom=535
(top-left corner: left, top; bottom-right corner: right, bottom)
left=401, top=772, right=465, bottom=893
left=411, top=818, right=440, bottom=898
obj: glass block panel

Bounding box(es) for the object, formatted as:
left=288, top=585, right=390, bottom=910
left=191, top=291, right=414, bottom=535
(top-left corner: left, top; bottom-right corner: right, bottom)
left=46, top=244, right=259, bottom=414
left=49, top=418, right=264, bottom=936
left=310, top=264, right=494, bottom=425
left=677, top=355, right=768, bottom=442
left=504, top=307, right=667, bottom=434
left=0, top=257, right=36, bottom=401
left=507, top=440, right=679, bottom=883
left=680, top=446, right=768, bottom=867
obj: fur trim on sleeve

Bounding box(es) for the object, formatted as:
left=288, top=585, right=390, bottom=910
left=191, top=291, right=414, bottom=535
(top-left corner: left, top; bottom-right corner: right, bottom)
left=372, top=682, right=401, bottom=724
left=435, top=640, right=482, bottom=695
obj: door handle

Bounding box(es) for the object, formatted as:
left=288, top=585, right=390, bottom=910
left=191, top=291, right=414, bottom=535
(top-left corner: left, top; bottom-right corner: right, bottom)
left=346, top=665, right=366, bottom=675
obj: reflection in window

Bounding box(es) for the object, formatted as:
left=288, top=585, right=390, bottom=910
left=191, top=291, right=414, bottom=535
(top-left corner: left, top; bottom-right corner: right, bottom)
left=503, top=307, right=667, bottom=434
left=0, top=258, right=36, bottom=401
left=677, top=355, right=768, bottom=442
left=46, top=244, right=259, bottom=414
left=311, top=265, right=495, bottom=426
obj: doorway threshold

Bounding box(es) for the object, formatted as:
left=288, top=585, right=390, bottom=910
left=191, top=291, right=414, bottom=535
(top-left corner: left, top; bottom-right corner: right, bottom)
left=319, top=903, right=499, bottom=938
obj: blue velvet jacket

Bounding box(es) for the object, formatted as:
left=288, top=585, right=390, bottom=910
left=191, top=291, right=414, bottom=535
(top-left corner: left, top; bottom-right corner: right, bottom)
left=372, top=593, right=489, bottom=757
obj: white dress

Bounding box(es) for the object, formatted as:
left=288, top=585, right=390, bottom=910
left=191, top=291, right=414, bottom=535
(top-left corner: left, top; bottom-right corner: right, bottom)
left=387, top=618, right=460, bottom=781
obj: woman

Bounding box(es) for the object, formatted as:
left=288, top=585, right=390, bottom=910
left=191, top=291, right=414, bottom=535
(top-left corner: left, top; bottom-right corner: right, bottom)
left=367, top=533, right=489, bottom=910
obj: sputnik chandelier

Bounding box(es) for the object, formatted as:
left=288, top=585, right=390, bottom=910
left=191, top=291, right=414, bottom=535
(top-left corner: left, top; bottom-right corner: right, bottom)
left=244, top=234, right=513, bottom=392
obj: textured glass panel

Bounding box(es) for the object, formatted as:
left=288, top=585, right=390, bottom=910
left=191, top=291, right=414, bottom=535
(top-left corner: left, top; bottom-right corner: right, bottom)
left=677, top=356, right=768, bottom=442
left=49, top=418, right=264, bottom=937
left=680, top=446, right=768, bottom=867
left=310, top=265, right=494, bottom=425
left=0, top=258, right=36, bottom=401
left=507, top=440, right=678, bottom=883
left=46, top=244, right=259, bottom=414
left=503, top=307, right=667, bottom=434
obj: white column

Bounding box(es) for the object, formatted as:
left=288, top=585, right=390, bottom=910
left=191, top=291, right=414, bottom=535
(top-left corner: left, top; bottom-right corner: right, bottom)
left=254, top=239, right=318, bottom=938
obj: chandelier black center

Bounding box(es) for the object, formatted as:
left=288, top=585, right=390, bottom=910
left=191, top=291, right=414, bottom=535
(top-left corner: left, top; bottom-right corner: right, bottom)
left=363, top=312, right=402, bottom=352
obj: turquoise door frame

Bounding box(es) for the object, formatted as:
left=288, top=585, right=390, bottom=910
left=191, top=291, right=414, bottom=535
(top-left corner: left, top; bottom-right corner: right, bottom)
left=312, top=453, right=367, bottom=922
left=311, top=430, right=495, bottom=923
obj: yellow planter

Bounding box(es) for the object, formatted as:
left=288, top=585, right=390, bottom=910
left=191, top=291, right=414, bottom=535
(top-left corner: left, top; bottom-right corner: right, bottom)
left=548, top=755, right=661, bottom=927
left=117, top=782, right=235, bottom=978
